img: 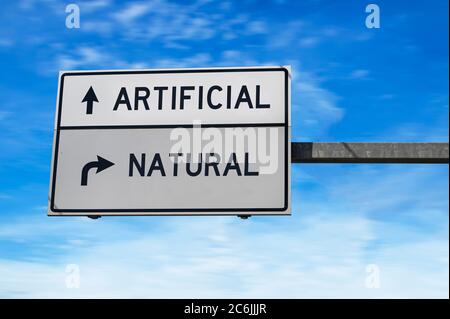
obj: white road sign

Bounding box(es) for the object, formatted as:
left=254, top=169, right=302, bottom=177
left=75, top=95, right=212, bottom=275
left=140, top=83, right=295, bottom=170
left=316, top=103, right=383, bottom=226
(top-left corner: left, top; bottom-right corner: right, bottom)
left=48, top=66, right=291, bottom=216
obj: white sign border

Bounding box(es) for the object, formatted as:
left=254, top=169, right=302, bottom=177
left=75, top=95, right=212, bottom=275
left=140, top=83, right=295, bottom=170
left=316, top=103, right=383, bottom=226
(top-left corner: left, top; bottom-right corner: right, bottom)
left=48, top=66, right=291, bottom=216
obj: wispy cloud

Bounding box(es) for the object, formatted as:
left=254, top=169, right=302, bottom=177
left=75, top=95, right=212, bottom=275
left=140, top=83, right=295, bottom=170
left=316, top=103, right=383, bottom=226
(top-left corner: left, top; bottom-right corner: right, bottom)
left=58, top=47, right=105, bottom=70
left=0, top=193, right=13, bottom=200
left=299, top=36, right=320, bottom=48
left=348, top=69, right=370, bottom=80
left=291, top=68, right=344, bottom=139
left=0, top=0, right=448, bottom=299
left=79, top=0, right=112, bottom=13
left=113, top=2, right=152, bottom=24
left=0, top=38, right=13, bottom=47
left=0, top=164, right=447, bottom=298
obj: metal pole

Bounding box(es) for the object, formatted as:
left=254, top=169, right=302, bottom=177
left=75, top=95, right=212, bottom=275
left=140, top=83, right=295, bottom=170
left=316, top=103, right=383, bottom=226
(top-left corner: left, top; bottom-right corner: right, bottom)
left=292, top=142, right=449, bottom=164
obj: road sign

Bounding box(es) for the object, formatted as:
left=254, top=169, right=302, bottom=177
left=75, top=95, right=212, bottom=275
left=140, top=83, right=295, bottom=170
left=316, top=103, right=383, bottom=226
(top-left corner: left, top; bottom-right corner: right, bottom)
left=48, top=67, right=291, bottom=216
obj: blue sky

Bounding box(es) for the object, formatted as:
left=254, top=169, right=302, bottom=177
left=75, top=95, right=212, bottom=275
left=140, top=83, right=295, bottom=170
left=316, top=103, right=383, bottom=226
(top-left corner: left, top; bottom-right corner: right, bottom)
left=0, top=0, right=448, bottom=298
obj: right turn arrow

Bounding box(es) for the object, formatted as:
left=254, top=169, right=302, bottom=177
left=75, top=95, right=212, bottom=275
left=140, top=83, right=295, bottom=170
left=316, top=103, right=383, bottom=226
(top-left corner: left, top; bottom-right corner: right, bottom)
left=81, top=155, right=115, bottom=186
left=82, top=86, right=99, bottom=114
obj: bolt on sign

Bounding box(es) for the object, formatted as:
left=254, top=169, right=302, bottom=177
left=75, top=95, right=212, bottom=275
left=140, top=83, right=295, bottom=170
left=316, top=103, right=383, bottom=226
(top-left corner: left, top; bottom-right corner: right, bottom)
left=48, top=66, right=291, bottom=216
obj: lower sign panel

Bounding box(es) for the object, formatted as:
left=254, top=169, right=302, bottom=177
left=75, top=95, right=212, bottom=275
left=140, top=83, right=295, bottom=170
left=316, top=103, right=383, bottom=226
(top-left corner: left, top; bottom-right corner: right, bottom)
left=49, top=127, right=289, bottom=215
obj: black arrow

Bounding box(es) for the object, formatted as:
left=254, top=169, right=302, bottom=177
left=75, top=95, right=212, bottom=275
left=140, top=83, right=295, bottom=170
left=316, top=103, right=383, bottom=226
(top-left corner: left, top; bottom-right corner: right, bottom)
left=81, top=156, right=115, bottom=186
left=82, top=86, right=99, bottom=114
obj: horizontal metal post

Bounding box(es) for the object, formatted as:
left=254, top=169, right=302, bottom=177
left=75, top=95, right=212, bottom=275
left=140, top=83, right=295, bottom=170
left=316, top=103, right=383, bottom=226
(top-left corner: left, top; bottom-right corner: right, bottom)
left=292, top=142, right=449, bottom=164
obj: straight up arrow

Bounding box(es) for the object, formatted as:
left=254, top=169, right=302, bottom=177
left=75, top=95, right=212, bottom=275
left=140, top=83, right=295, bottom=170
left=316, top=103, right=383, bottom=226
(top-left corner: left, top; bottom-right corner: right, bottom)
left=82, top=86, right=99, bottom=114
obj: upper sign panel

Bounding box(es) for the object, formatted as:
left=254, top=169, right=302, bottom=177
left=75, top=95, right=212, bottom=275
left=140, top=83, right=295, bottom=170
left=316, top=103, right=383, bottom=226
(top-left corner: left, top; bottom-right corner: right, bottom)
left=58, top=67, right=289, bottom=127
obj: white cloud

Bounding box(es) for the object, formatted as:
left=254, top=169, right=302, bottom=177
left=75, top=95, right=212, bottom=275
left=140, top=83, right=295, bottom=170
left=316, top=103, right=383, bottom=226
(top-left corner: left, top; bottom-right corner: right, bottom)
left=218, top=50, right=259, bottom=67
left=113, top=2, right=152, bottom=24
left=57, top=47, right=105, bottom=70
left=55, top=46, right=150, bottom=71
left=348, top=69, right=370, bottom=79
left=80, top=0, right=111, bottom=13
left=299, top=36, right=320, bottom=48
left=0, top=210, right=447, bottom=298
left=0, top=193, right=13, bottom=200
left=0, top=38, right=13, bottom=47
left=76, top=0, right=253, bottom=46
left=154, top=53, right=212, bottom=68
left=292, top=67, right=344, bottom=139
left=0, top=166, right=447, bottom=298
left=269, top=20, right=305, bottom=48
left=246, top=21, right=268, bottom=35
left=0, top=215, right=368, bottom=298
left=1, top=0, right=447, bottom=299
